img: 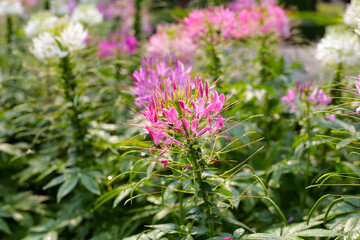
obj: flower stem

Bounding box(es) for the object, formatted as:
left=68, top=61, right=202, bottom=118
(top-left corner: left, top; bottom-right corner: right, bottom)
left=133, top=0, right=142, bottom=41
left=207, top=37, right=222, bottom=82
left=301, top=102, right=312, bottom=209
left=330, top=63, right=342, bottom=104
left=44, top=0, right=50, bottom=10
left=259, top=36, right=272, bottom=148
left=178, top=184, right=185, bottom=226
left=189, top=144, right=215, bottom=235
left=6, top=16, right=13, bottom=53
left=59, top=55, right=88, bottom=158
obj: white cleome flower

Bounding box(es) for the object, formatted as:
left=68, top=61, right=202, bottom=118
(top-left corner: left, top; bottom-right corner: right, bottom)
left=31, top=32, right=68, bottom=61
left=50, top=0, right=70, bottom=15
left=316, top=30, right=360, bottom=68
left=71, top=4, right=103, bottom=25
left=59, top=22, right=88, bottom=52
left=0, top=1, right=24, bottom=16
left=344, top=0, right=360, bottom=27
left=24, top=12, right=60, bottom=37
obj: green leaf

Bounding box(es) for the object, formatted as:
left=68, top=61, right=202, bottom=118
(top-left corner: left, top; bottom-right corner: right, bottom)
left=57, top=175, right=79, bottom=203
left=234, top=228, right=245, bottom=238
left=241, top=233, right=297, bottom=240
left=0, top=218, right=11, bottom=234
left=146, top=224, right=182, bottom=234
left=43, top=175, right=65, bottom=190
left=190, top=227, right=209, bottom=235
left=293, top=229, right=341, bottom=237
left=43, top=231, right=58, bottom=240
left=0, top=143, right=22, bottom=156
left=221, top=216, right=254, bottom=233
left=80, top=174, right=100, bottom=195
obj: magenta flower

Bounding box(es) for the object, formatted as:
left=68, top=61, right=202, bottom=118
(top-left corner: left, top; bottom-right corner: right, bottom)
left=132, top=55, right=191, bottom=107
left=97, top=34, right=137, bottom=58
left=97, top=0, right=152, bottom=35
left=147, top=24, right=198, bottom=64
left=141, top=73, right=228, bottom=156
left=160, top=159, right=168, bottom=167
left=183, top=6, right=238, bottom=41
left=183, top=3, right=290, bottom=43
left=281, top=89, right=297, bottom=111
left=230, top=0, right=290, bottom=39
left=281, top=80, right=331, bottom=111
left=306, top=88, right=332, bottom=106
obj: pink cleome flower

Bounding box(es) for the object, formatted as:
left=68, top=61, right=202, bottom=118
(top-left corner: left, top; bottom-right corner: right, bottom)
left=133, top=55, right=191, bottom=107
left=147, top=24, right=198, bottom=64
left=97, top=33, right=137, bottom=58
left=281, top=80, right=331, bottom=111
left=141, top=72, right=228, bottom=156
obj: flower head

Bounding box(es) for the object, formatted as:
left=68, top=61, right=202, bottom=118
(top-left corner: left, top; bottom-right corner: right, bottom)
left=97, top=34, right=137, bottom=58
left=316, top=28, right=360, bottom=68
left=141, top=68, right=228, bottom=156
left=133, top=55, right=191, bottom=107
left=24, top=11, right=60, bottom=37
left=59, top=22, right=88, bottom=52
left=97, top=0, right=152, bottom=35
left=281, top=80, right=331, bottom=111
left=31, top=32, right=67, bottom=61
left=30, top=20, right=88, bottom=61
left=0, top=0, right=23, bottom=16
left=147, top=24, right=198, bottom=64
left=71, top=4, right=103, bottom=25
left=344, top=0, right=360, bottom=27
left=184, top=6, right=237, bottom=41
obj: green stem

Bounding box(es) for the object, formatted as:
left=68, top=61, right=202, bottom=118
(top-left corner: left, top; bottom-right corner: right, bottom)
left=59, top=55, right=88, bottom=157
left=259, top=37, right=272, bottom=148
left=201, top=0, right=207, bottom=8
left=115, top=61, right=121, bottom=82
left=330, top=63, right=342, bottom=104
left=6, top=16, right=13, bottom=53
left=189, top=144, right=215, bottom=235
left=178, top=185, right=185, bottom=226
left=133, top=0, right=142, bottom=41
left=207, top=37, right=222, bottom=82
left=305, top=103, right=311, bottom=187
left=301, top=102, right=312, bottom=209
left=44, top=0, right=50, bottom=10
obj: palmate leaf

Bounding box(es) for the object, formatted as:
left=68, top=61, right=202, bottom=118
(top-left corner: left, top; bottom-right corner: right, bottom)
left=80, top=173, right=100, bottom=195
left=56, top=175, right=79, bottom=203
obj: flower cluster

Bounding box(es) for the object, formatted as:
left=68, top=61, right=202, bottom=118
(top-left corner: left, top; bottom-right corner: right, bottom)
left=24, top=11, right=63, bottom=37
left=229, top=0, right=276, bottom=10
left=184, top=6, right=238, bottom=41
left=50, top=0, right=73, bottom=15
left=97, top=33, right=137, bottom=58
left=31, top=21, right=88, bottom=61
left=97, top=0, right=152, bottom=35
left=133, top=55, right=191, bottom=107
left=316, top=29, right=360, bottom=68
left=71, top=4, right=103, bottom=25
left=0, top=0, right=24, bottom=16
left=344, top=0, right=360, bottom=27
left=146, top=2, right=290, bottom=61
left=183, top=3, right=290, bottom=42
left=141, top=73, right=227, bottom=157
left=147, top=24, right=198, bottom=64
left=281, top=80, right=331, bottom=112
